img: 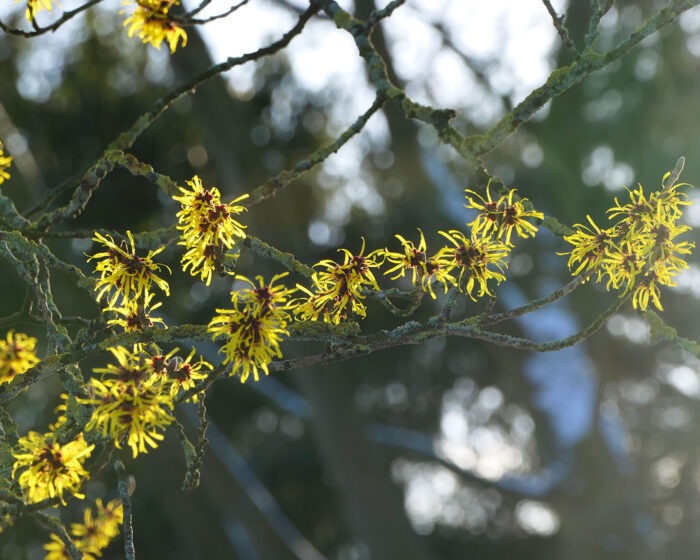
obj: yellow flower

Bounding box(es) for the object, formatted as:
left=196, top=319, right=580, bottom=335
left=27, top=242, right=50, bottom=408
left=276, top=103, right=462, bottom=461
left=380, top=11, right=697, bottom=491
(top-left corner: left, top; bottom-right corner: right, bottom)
left=105, top=290, right=167, bottom=332
left=608, top=182, right=692, bottom=236
left=173, top=176, right=248, bottom=285
left=12, top=431, right=94, bottom=505
left=420, top=250, right=458, bottom=299
left=43, top=534, right=76, bottom=560
left=561, top=215, right=618, bottom=279
left=606, top=184, right=654, bottom=234
left=381, top=230, right=428, bottom=283
left=231, top=272, right=296, bottom=315
left=209, top=273, right=293, bottom=382
left=465, top=184, right=543, bottom=246
left=437, top=229, right=510, bottom=300
left=653, top=182, right=693, bottom=225
left=379, top=230, right=456, bottom=299
left=0, top=330, right=40, bottom=385
left=293, top=239, right=382, bottom=323
left=25, top=0, right=53, bottom=21
left=80, top=346, right=175, bottom=458
left=44, top=498, right=123, bottom=560
left=150, top=347, right=211, bottom=398
left=0, top=140, right=12, bottom=184
left=645, top=222, right=694, bottom=269
left=601, top=240, right=644, bottom=292
left=122, top=0, right=188, bottom=53
left=632, top=268, right=664, bottom=311
left=71, top=498, right=123, bottom=555
left=87, top=231, right=170, bottom=307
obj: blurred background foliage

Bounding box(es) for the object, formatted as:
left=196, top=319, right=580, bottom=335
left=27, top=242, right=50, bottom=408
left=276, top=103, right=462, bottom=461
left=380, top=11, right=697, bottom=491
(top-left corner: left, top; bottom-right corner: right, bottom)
left=2, top=0, right=700, bottom=559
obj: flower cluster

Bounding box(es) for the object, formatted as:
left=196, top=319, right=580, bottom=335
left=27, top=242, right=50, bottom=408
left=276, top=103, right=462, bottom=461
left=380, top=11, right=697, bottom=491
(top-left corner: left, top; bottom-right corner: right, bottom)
left=88, top=231, right=170, bottom=305
left=378, top=230, right=455, bottom=299
left=562, top=176, right=694, bottom=310
left=465, top=183, right=544, bottom=246
left=173, top=175, right=248, bottom=286
left=209, top=274, right=294, bottom=382
left=12, top=431, right=94, bottom=505
left=294, top=240, right=382, bottom=323
left=0, top=330, right=40, bottom=385
left=437, top=229, right=510, bottom=300
left=44, top=499, right=123, bottom=560
left=376, top=187, right=542, bottom=300
left=122, top=0, right=187, bottom=53
left=79, top=345, right=209, bottom=457
left=87, top=231, right=170, bottom=333
left=0, top=139, right=11, bottom=184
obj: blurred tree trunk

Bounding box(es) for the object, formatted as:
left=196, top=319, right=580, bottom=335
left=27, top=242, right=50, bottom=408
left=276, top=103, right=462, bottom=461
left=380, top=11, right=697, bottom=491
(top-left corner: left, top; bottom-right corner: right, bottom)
left=199, top=448, right=307, bottom=560
left=144, top=416, right=306, bottom=560
left=353, top=0, right=442, bottom=231
left=169, top=24, right=247, bottom=189
left=297, top=367, right=435, bottom=560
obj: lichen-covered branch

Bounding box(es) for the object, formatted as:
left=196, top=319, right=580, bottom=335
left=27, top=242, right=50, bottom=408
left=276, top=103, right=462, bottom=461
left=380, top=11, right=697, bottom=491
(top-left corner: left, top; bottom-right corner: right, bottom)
left=109, top=3, right=319, bottom=152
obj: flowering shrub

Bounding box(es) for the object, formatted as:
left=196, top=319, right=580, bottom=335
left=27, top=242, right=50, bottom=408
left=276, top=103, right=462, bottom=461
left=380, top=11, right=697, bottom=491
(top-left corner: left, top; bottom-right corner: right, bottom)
left=0, top=1, right=697, bottom=559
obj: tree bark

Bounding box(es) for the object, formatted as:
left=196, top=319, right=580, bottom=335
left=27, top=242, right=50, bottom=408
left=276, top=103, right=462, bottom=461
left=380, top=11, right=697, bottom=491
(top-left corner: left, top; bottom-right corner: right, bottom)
left=297, top=367, right=435, bottom=560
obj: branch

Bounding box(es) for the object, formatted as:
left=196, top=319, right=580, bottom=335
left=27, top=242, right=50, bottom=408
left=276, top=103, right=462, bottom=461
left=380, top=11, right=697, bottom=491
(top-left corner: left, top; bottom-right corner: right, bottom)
left=183, top=0, right=213, bottom=18
left=32, top=511, right=81, bottom=560
left=247, top=95, right=386, bottom=206
left=450, top=293, right=624, bottom=351
left=644, top=309, right=700, bottom=358
left=464, top=0, right=700, bottom=160
left=271, top=294, right=626, bottom=372
left=481, top=275, right=587, bottom=326
left=33, top=155, right=116, bottom=231
left=317, top=0, right=699, bottom=166
left=0, top=324, right=210, bottom=405
left=188, top=408, right=327, bottom=560
left=366, top=0, right=406, bottom=28
left=109, top=3, right=320, bottom=152
left=0, top=0, right=104, bottom=37
left=109, top=151, right=180, bottom=196
left=179, top=0, right=251, bottom=25
left=541, top=0, right=578, bottom=54
left=115, top=460, right=136, bottom=560
left=584, top=0, right=615, bottom=49
left=243, top=235, right=315, bottom=278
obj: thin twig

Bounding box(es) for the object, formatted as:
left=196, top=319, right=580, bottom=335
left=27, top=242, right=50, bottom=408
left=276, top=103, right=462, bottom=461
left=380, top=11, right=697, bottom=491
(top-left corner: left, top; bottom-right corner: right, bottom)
left=452, top=294, right=626, bottom=352
left=481, top=275, right=587, bottom=326
left=243, top=235, right=315, bottom=278
left=184, top=0, right=213, bottom=18
left=32, top=512, right=81, bottom=560
left=247, top=94, right=386, bottom=206
left=115, top=459, right=136, bottom=560
left=366, top=0, right=406, bottom=29
left=584, top=0, right=615, bottom=49
left=270, top=294, right=627, bottom=372
left=644, top=309, right=700, bottom=357
left=0, top=0, right=104, bottom=37
left=109, top=3, right=320, bottom=153
left=24, top=165, right=90, bottom=218
left=541, top=0, right=578, bottom=54
left=178, top=0, right=251, bottom=25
